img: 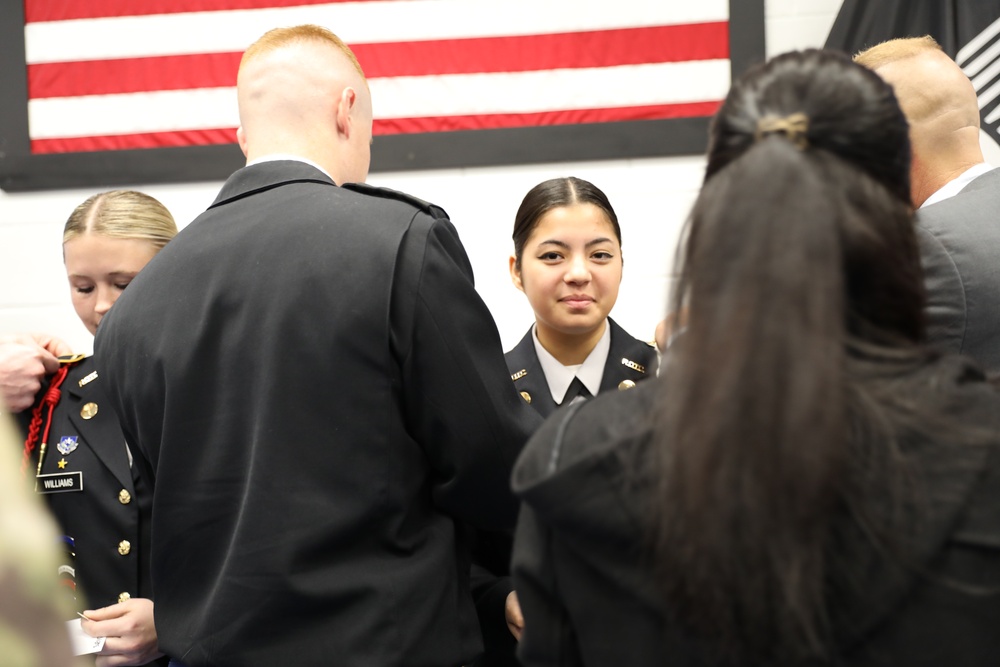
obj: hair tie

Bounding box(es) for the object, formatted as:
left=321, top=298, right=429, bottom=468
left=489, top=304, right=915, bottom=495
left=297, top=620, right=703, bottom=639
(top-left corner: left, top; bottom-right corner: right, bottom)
left=754, top=112, right=809, bottom=150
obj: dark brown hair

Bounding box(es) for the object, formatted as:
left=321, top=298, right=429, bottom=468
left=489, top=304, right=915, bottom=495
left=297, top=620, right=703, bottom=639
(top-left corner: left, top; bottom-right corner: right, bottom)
left=655, top=49, right=926, bottom=663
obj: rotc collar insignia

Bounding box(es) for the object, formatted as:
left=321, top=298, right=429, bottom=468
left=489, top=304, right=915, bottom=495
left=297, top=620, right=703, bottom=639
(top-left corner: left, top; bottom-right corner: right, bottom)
left=56, top=435, right=80, bottom=456
left=511, top=369, right=528, bottom=381
left=78, top=370, right=98, bottom=387
left=620, top=358, right=646, bottom=374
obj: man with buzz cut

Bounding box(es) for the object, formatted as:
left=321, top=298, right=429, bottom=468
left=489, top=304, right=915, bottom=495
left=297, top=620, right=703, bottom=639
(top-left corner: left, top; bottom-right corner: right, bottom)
left=95, top=24, right=540, bottom=666
left=856, top=36, right=1000, bottom=373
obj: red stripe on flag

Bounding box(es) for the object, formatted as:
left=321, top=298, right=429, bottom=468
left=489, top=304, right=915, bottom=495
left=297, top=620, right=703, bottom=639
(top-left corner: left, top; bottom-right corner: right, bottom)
left=30, top=101, right=720, bottom=154
left=375, top=101, right=723, bottom=135
left=31, top=128, right=237, bottom=154
left=29, top=53, right=243, bottom=99
left=24, top=0, right=374, bottom=24
left=28, top=23, right=728, bottom=99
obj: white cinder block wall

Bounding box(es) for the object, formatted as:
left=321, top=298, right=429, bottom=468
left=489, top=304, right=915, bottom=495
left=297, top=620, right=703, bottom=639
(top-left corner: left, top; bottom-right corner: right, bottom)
left=0, top=1, right=844, bottom=354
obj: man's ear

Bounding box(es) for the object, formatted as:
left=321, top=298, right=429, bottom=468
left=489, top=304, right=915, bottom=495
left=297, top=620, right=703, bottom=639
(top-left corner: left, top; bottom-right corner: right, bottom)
left=509, top=255, right=524, bottom=292
left=236, top=126, right=248, bottom=158
left=336, top=87, right=358, bottom=138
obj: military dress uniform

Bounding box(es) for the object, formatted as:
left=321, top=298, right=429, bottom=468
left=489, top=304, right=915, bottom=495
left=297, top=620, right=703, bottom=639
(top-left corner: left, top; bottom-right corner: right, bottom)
left=94, top=160, right=542, bottom=666
left=21, top=356, right=155, bottom=617
left=506, top=317, right=658, bottom=419
left=471, top=317, right=658, bottom=667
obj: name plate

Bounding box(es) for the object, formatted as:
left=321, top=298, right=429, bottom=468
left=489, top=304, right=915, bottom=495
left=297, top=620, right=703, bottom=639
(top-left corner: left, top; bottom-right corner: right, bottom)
left=36, top=471, right=83, bottom=494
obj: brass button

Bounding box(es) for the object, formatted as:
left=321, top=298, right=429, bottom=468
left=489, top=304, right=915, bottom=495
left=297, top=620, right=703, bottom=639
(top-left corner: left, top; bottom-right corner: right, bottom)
left=519, top=391, right=532, bottom=404
left=118, top=540, right=131, bottom=556
left=80, top=402, right=99, bottom=419
left=618, top=380, right=636, bottom=391
left=118, top=489, right=132, bottom=505
left=118, top=592, right=131, bottom=604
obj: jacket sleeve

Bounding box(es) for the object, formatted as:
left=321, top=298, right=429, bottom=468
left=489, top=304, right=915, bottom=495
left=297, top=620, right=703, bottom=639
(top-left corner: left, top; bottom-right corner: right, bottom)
left=916, top=222, right=967, bottom=355
left=511, top=504, right=581, bottom=667
left=391, top=212, right=543, bottom=531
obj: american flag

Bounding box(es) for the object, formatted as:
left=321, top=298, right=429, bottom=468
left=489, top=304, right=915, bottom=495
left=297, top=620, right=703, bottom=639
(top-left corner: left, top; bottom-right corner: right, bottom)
left=2, top=0, right=763, bottom=191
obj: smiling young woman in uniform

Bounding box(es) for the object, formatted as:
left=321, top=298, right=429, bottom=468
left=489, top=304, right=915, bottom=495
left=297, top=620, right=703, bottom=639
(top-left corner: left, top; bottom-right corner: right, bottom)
left=471, top=177, right=657, bottom=667
left=506, top=176, right=657, bottom=418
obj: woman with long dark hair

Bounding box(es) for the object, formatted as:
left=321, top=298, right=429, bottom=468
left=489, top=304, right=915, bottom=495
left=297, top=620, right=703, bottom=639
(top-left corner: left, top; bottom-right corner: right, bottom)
left=511, top=49, right=1000, bottom=666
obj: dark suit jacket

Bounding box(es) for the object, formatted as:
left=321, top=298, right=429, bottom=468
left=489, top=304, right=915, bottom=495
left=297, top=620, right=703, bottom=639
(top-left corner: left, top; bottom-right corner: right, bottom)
left=94, top=160, right=541, bottom=667
left=505, top=318, right=658, bottom=419
left=917, top=167, right=1000, bottom=373
left=512, top=356, right=1000, bottom=666
left=23, top=357, right=155, bottom=614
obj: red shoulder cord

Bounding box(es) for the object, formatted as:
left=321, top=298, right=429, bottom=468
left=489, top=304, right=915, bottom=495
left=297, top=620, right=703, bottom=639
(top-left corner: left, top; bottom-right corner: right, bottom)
left=21, top=364, right=72, bottom=477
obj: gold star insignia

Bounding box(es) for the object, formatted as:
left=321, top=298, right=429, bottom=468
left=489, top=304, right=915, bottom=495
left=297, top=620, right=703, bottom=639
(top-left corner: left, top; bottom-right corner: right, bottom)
left=57, top=458, right=68, bottom=469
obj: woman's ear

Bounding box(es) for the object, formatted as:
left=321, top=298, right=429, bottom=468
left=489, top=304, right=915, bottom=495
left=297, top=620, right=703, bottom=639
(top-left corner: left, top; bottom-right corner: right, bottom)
left=509, top=255, right=524, bottom=292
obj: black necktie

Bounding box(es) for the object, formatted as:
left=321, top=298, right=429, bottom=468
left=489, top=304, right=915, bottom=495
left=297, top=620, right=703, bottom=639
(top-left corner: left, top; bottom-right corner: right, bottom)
left=560, top=377, right=592, bottom=406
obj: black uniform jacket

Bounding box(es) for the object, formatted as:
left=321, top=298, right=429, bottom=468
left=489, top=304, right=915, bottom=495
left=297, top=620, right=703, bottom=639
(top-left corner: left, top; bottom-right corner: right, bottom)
left=469, top=319, right=656, bottom=666
left=512, top=355, right=1000, bottom=667
left=22, top=357, right=154, bottom=613
left=505, top=318, right=658, bottom=419
left=94, top=160, right=542, bottom=667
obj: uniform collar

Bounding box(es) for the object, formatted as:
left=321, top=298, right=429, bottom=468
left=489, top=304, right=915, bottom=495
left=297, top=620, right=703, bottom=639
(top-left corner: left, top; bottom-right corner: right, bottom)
left=246, top=154, right=334, bottom=182
left=532, top=321, right=610, bottom=404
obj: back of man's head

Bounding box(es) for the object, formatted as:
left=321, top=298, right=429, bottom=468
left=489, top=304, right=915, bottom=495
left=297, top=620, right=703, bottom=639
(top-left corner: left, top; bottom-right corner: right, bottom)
left=240, top=25, right=365, bottom=80
left=236, top=24, right=373, bottom=184
left=855, top=36, right=984, bottom=206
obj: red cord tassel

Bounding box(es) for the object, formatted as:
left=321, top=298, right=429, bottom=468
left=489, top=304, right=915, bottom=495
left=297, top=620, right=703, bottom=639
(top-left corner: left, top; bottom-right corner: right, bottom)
left=22, top=365, right=71, bottom=476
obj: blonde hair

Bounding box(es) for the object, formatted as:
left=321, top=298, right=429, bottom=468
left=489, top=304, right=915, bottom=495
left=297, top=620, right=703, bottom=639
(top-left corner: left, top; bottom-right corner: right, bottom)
left=240, top=24, right=366, bottom=81
left=63, top=190, right=177, bottom=250
left=854, top=35, right=943, bottom=70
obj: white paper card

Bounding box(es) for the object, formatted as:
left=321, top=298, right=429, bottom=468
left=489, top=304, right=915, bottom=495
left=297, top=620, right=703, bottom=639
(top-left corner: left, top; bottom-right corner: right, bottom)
left=66, top=618, right=106, bottom=656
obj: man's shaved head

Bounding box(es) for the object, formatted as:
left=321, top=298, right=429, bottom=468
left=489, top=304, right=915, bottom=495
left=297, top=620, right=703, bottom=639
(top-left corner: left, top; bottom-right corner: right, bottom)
left=855, top=36, right=984, bottom=206
left=236, top=25, right=373, bottom=185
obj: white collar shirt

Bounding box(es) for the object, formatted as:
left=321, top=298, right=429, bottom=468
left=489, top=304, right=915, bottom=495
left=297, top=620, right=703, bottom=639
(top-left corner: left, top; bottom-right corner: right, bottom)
left=532, top=320, right=611, bottom=405
left=920, top=162, right=993, bottom=208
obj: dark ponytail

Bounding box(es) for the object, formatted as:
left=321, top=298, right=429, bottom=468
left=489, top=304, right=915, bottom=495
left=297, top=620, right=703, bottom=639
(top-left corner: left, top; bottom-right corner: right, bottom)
left=653, top=50, right=922, bottom=663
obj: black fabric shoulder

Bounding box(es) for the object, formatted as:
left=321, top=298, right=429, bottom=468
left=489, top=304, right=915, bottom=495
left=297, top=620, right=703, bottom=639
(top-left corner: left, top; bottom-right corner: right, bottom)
left=343, top=182, right=449, bottom=220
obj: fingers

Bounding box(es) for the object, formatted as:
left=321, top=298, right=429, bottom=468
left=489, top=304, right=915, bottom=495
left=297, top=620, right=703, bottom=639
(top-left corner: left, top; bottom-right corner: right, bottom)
left=84, top=598, right=160, bottom=666
left=0, top=342, right=50, bottom=412
left=38, top=348, right=62, bottom=374
left=33, top=332, right=73, bottom=357
left=82, top=603, right=126, bottom=622
left=505, top=590, right=524, bottom=641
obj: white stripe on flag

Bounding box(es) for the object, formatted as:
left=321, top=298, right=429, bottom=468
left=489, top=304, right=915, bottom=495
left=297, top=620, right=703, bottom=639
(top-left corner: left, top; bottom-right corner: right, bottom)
left=28, top=60, right=730, bottom=139
left=24, top=0, right=729, bottom=64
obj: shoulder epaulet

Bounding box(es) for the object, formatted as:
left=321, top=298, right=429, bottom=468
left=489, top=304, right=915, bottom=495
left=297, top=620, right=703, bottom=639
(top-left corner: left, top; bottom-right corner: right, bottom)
left=342, top=182, right=448, bottom=219
left=58, top=353, right=87, bottom=365
left=646, top=340, right=658, bottom=349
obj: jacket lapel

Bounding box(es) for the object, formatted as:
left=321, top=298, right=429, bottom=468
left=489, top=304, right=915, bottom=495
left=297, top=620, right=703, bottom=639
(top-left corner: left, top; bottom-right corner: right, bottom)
left=65, top=365, right=133, bottom=490
left=506, top=328, right=558, bottom=418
